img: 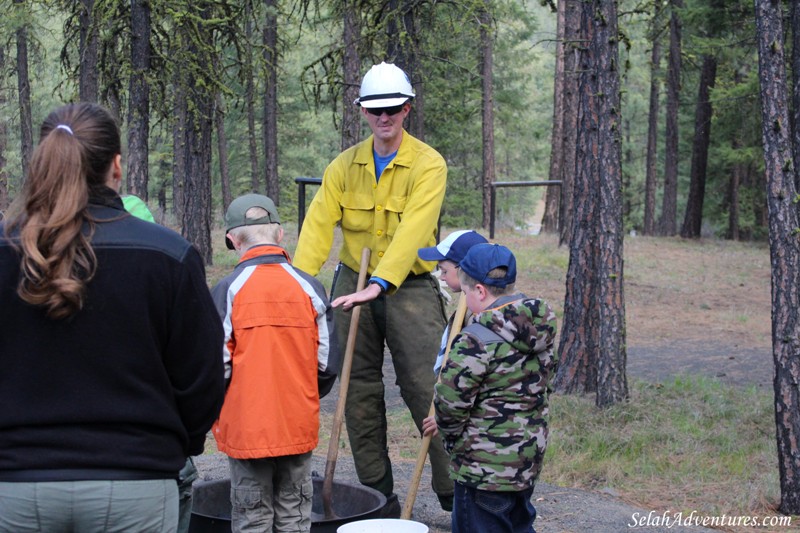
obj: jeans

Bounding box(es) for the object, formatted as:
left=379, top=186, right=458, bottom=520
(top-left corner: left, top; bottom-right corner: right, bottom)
left=452, top=482, right=537, bottom=533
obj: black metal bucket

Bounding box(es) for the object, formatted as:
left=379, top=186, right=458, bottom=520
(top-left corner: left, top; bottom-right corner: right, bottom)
left=188, top=477, right=387, bottom=533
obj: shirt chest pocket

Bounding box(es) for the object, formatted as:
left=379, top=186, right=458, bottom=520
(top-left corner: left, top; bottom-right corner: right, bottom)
left=341, top=192, right=375, bottom=232
left=383, top=195, right=407, bottom=236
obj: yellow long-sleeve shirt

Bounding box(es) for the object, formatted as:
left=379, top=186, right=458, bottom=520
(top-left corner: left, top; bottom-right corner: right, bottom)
left=294, top=131, right=447, bottom=291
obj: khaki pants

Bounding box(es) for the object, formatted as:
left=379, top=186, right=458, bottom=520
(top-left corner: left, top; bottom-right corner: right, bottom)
left=228, top=452, right=313, bottom=533
left=0, top=479, right=178, bottom=533
left=332, top=265, right=452, bottom=500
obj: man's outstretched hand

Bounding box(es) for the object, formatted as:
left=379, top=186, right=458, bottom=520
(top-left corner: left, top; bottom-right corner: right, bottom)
left=332, top=283, right=383, bottom=312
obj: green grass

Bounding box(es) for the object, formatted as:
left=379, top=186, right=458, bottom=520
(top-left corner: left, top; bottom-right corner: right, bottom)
left=543, top=377, right=781, bottom=519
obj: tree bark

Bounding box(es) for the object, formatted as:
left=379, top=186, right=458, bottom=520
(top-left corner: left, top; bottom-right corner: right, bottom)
left=589, top=0, right=627, bottom=407
left=100, top=16, right=122, bottom=122
left=245, top=4, right=261, bottom=192
left=554, top=0, right=627, bottom=407
left=386, top=0, right=423, bottom=139
left=754, top=0, right=800, bottom=515
left=15, top=0, right=33, bottom=183
left=177, top=9, right=214, bottom=264
left=659, top=0, right=682, bottom=236
left=216, top=92, right=232, bottom=212
left=79, top=0, right=99, bottom=103
left=791, top=0, right=800, bottom=196
left=558, top=0, right=580, bottom=246
left=680, top=54, right=717, bottom=239
left=643, top=25, right=661, bottom=236
left=263, top=0, right=279, bottom=203
left=554, top=0, right=598, bottom=395
left=542, top=0, right=566, bottom=234
left=341, top=0, right=361, bottom=151
left=0, top=45, right=8, bottom=214
left=480, top=4, right=495, bottom=230
left=127, top=0, right=151, bottom=200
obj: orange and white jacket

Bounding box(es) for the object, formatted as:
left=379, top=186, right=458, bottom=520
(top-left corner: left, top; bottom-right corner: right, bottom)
left=210, top=245, right=340, bottom=459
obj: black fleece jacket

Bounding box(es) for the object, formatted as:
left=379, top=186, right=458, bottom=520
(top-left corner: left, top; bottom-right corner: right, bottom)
left=0, top=190, right=224, bottom=481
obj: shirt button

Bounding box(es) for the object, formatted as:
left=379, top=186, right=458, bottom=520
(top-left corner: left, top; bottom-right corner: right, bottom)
left=378, top=251, right=384, bottom=257
left=377, top=230, right=383, bottom=236
left=373, top=184, right=377, bottom=189
left=376, top=205, right=383, bottom=211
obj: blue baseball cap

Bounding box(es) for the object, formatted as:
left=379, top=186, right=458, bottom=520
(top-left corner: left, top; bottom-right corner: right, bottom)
left=459, top=243, right=517, bottom=288
left=418, top=230, right=488, bottom=263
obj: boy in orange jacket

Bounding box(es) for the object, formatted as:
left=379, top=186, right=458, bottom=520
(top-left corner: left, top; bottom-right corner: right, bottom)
left=211, top=194, right=340, bottom=532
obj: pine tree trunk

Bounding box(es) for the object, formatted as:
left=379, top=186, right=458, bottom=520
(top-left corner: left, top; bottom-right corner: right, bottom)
left=554, top=0, right=599, bottom=395
left=558, top=0, right=580, bottom=246
left=79, top=0, right=99, bottom=103
left=127, top=0, right=150, bottom=200
left=179, top=8, right=214, bottom=265
left=542, top=0, right=566, bottom=234
left=681, top=55, right=717, bottom=239
left=643, top=30, right=660, bottom=236
left=172, top=75, right=186, bottom=222
left=263, top=0, right=279, bottom=204
left=100, top=22, right=122, bottom=122
left=791, top=0, right=800, bottom=196
left=554, top=0, right=627, bottom=406
left=0, top=45, right=7, bottom=213
left=659, top=0, right=682, bottom=236
left=245, top=5, right=261, bottom=192
left=480, top=4, right=494, bottom=230
left=755, top=0, right=800, bottom=515
left=15, top=0, right=33, bottom=183
left=592, top=0, right=627, bottom=407
left=342, top=2, right=361, bottom=151
left=216, top=92, right=232, bottom=213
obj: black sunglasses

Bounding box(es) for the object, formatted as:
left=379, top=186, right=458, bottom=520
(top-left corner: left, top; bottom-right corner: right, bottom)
left=365, top=104, right=406, bottom=116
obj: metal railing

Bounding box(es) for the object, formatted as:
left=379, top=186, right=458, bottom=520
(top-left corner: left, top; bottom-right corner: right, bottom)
left=489, top=180, right=561, bottom=239
left=295, top=177, right=562, bottom=239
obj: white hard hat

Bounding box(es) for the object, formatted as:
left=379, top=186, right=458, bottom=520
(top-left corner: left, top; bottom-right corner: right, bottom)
left=354, top=62, right=415, bottom=108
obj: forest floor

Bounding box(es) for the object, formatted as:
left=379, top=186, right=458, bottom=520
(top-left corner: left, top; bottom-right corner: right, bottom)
left=199, top=230, right=783, bottom=532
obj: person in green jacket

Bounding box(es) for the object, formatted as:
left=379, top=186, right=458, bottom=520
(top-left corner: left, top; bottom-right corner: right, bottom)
left=121, top=194, right=155, bottom=223
left=120, top=193, right=197, bottom=533
left=293, top=62, right=453, bottom=516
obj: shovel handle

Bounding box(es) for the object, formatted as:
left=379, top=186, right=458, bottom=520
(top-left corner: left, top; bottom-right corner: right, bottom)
left=322, top=247, right=371, bottom=518
left=402, top=293, right=468, bottom=520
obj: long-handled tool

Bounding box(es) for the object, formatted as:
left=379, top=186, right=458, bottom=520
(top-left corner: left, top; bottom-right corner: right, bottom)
left=401, top=292, right=468, bottom=519
left=322, top=247, right=371, bottom=519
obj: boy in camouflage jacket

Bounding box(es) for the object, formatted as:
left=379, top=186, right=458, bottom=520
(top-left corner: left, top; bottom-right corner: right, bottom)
left=423, top=243, right=557, bottom=533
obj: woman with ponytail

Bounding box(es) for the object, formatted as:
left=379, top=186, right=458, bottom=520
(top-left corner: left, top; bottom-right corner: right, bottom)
left=0, top=103, right=225, bottom=532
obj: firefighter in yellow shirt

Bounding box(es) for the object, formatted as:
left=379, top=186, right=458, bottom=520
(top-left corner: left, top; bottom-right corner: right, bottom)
left=293, top=62, right=453, bottom=516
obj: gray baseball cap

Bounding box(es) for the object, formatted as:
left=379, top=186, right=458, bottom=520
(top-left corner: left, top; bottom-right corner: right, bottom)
left=224, top=194, right=280, bottom=249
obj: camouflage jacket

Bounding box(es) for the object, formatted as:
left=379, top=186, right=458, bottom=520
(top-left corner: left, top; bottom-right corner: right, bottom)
left=434, top=293, right=558, bottom=491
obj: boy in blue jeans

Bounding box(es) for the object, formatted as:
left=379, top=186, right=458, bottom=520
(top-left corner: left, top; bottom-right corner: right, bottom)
left=423, top=243, right=557, bottom=533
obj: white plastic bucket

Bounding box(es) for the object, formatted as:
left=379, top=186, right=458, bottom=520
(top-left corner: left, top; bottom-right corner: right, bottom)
left=337, top=518, right=429, bottom=533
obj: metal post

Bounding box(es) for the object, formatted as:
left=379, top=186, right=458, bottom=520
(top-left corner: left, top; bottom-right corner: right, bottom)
left=294, top=177, right=322, bottom=235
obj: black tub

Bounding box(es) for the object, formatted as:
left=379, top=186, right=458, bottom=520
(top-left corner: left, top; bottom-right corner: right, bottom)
left=189, top=477, right=387, bottom=533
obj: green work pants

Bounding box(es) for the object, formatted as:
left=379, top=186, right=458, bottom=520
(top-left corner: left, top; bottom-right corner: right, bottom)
left=332, top=265, right=452, bottom=500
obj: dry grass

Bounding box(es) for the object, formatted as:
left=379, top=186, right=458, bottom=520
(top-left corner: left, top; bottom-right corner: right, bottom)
left=206, top=224, right=790, bottom=531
